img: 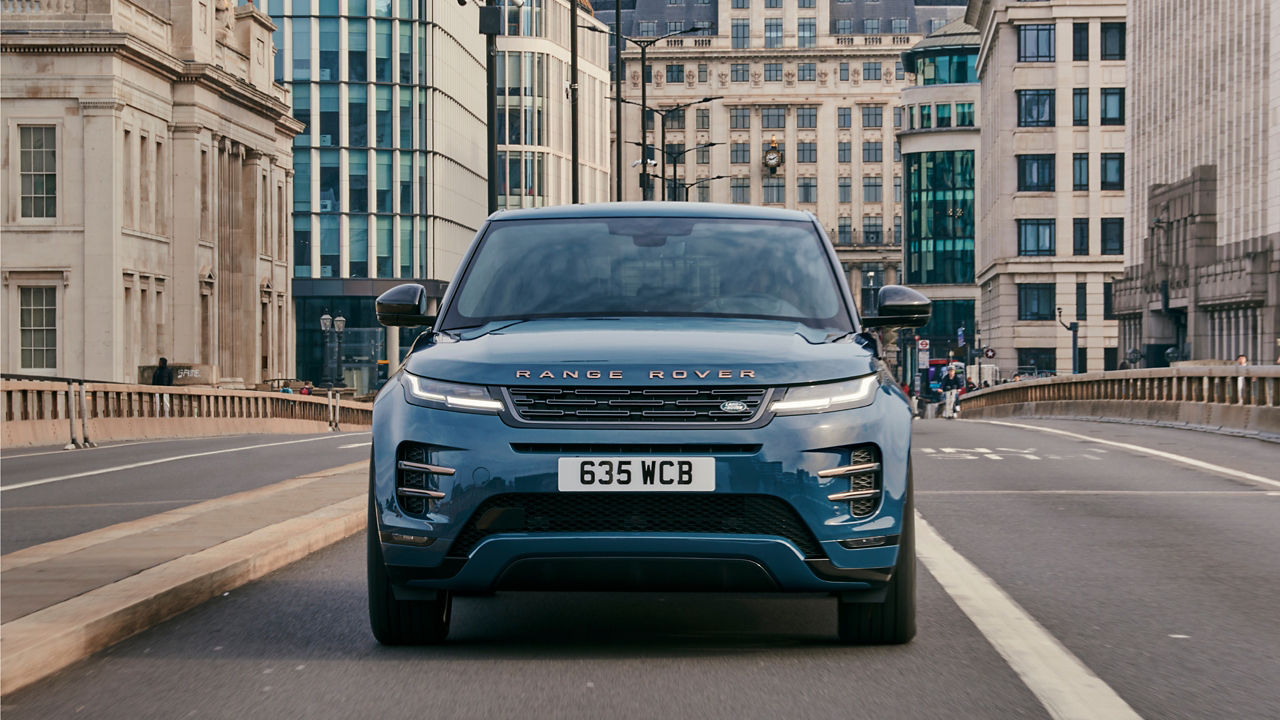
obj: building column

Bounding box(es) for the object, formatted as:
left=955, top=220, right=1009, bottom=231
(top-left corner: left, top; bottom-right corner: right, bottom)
left=79, top=100, right=126, bottom=380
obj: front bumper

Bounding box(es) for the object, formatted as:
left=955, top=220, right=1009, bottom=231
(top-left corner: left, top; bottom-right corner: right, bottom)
left=371, top=381, right=912, bottom=593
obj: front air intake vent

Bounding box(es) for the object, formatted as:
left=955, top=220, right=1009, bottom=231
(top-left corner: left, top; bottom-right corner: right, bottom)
left=820, top=445, right=882, bottom=518
left=396, top=443, right=451, bottom=516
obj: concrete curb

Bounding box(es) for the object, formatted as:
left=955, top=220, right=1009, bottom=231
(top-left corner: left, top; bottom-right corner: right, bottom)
left=0, top=493, right=366, bottom=696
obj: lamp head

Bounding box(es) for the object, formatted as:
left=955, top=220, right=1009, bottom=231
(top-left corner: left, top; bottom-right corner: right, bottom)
left=320, top=312, right=332, bottom=332
left=334, top=314, right=347, bottom=333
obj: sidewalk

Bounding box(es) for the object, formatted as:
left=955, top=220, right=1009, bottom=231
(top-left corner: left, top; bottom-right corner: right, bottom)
left=0, top=462, right=367, bottom=696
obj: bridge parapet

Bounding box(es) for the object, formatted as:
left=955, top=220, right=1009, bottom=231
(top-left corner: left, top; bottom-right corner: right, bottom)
left=960, top=367, right=1280, bottom=438
left=2, top=379, right=372, bottom=448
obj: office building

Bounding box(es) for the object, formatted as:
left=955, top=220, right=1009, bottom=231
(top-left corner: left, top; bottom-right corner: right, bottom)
left=614, top=0, right=967, bottom=357
left=1112, top=0, right=1279, bottom=366
left=897, top=18, right=980, bottom=375
left=965, top=0, right=1127, bottom=375
left=1, top=0, right=300, bottom=385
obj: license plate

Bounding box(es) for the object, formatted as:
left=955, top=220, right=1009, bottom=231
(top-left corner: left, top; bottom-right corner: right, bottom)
left=557, top=457, right=715, bottom=492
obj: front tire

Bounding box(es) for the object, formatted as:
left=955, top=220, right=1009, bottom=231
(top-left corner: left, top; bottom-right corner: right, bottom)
left=368, top=489, right=451, bottom=645
left=837, top=464, right=916, bottom=645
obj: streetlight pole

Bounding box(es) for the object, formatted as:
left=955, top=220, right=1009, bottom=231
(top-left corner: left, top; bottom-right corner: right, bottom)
left=672, top=174, right=727, bottom=201
left=319, top=310, right=333, bottom=388
left=478, top=0, right=503, bottom=214
left=612, top=12, right=622, bottom=201
left=623, top=26, right=700, bottom=200
left=615, top=95, right=720, bottom=200
left=333, top=312, right=347, bottom=388
left=1057, top=308, right=1080, bottom=374
left=569, top=0, right=579, bottom=203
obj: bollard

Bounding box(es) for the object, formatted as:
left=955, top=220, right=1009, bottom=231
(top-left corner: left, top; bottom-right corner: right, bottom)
left=78, top=382, right=95, bottom=447
left=64, top=381, right=80, bottom=450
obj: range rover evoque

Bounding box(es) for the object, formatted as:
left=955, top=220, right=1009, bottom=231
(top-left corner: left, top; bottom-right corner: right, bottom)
left=368, top=203, right=930, bottom=644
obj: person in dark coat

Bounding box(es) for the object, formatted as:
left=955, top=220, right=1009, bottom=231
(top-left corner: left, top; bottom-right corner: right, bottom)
left=152, top=357, right=174, bottom=386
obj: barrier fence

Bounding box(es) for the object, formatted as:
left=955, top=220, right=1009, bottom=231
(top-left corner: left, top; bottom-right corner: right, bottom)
left=2, top=379, right=373, bottom=448
left=959, top=366, right=1280, bottom=436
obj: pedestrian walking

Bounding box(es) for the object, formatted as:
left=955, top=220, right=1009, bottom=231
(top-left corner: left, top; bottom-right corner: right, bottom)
left=300, top=382, right=313, bottom=396
left=940, top=365, right=963, bottom=420
left=152, top=356, right=174, bottom=417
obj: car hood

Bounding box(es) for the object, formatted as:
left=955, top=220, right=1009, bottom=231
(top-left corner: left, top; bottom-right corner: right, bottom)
left=401, top=317, right=875, bottom=387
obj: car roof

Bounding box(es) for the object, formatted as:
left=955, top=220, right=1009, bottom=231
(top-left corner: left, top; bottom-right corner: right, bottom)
left=487, top=202, right=815, bottom=223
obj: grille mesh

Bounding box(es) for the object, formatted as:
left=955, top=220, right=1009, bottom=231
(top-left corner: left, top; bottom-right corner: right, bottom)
left=505, top=386, right=768, bottom=424
left=449, top=493, right=823, bottom=558
left=397, top=443, right=433, bottom=516
left=845, top=445, right=880, bottom=517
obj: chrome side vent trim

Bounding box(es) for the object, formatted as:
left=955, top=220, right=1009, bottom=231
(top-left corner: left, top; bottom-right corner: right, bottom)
left=820, top=446, right=882, bottom=518
left=396, top=443, right=450, bottom=515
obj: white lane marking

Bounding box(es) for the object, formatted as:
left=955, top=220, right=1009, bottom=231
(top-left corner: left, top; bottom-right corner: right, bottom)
left=1168, top=635, right=1190, bottom=639
left=339, top=442, right=372, bottom=449
left=921, top=448, right=936, bottom=454
left=985, top=454, right=1004, bottom=461
left=915, top=513, right=1143, bottom=720
left=920, top=490, right=1266, bottom=496
left=0, top=432, right=372, bottom=493
left=970, top=420, right=1280, bottom=489
left=0, top=437, right=190, bottom=460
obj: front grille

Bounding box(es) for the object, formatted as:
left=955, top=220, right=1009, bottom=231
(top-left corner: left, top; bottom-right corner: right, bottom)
left=448, top=493, right=824, bottom=558
left=504, top=386, right=770, bottom=424
left=510, top=443, right=761, bottom=455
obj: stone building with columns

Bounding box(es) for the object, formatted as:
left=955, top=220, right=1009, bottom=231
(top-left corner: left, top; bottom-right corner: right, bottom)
left=1, top=0, right=301, bottom=385
left=1112, top=0, right=1280, bottom=367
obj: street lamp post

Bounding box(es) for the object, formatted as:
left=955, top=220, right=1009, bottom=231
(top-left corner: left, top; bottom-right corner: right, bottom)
left=615, top=96, right=721, bottom=199
left=1057, top=307, right=1080, bottom=374
left=665, top=143, right=721, bottom=199
left=333, top=312, right=347, bottom=388
left=623, top=27, right=701, bottom=199
left=671, top=174, right=728, bottom=201
left=569, top=0, right=579, bottom=202
left=319, top=311, right=333, bottom=387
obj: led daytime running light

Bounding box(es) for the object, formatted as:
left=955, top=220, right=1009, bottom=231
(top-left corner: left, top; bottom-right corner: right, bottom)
left=770, top=375, right=877, bottom=414
left=406, top=375, right=503, bottom=412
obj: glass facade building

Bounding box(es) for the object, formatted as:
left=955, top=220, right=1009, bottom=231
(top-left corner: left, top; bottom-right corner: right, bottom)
left=904, top=150, right=975, bottom=285
left=266, top=0, right=487, bottom=391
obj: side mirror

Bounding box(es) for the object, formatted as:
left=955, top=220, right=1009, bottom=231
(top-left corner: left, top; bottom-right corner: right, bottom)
left=861, top=285, right=931, bottom=329
left=376, top=284, right=435, bottom=327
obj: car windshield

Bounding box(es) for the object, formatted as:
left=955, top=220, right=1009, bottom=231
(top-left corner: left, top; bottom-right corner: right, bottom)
left=441, top=216, right=852, bottom=332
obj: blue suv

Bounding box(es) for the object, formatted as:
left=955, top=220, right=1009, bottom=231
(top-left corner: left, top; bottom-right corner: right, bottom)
left=368, top=204, right=930, bottom=644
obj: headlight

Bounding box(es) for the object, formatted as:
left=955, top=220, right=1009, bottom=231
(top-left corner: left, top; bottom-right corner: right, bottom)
left=769, top=375, right=878, bottom=415
left=402, top=372, right=504, bottom=413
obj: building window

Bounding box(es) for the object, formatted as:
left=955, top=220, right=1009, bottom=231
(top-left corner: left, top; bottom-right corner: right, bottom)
left=892, top=18, right=908, bottom=34
left=837, top=217, right=852, bottom=244
left=894, top=215, right=902, bottom=244
left=1100, top=88, right=1125, bottom=125
left=837, top=107, right=852, bottom=128
left=1076, top=282, right=1088, bottom=321
left=696, top=146, right=711, bottom=164
left=797, top=177, right=817, bottom=203
left=1103, top=282, right=1115, bottom=319
left=863, top=62, right=882, bottom=81
left=763, top=177, right=785, bottom=203
left=893, top=176, right=902, bottom=203
left=18, top=286, right=56, bottom=369
left=863, top=18, right=880, bottom=34
left=1017, top=154, right=1055, bottom=191
left=863, top=141, right=882, bottom=162
left=1100, top=153, right=1124, bottom=190
left=1018, top=24, right=1055, bottom=62
left=1017, top=90, right=1054, bottom=127
left=1017, top=347, right=1056, bottom=373
left=862, top=106, right=883, bottom=128
left=765, top=0, right=779, bottom=7
left=731, top=177, right=750, bottom=203
left=764, top=19, right=782, bottom=48
left=731, top=63, right=749, bottom=82
left=1072, top=88, right=1088, bottom=126
left=1072, top=153, right=1088, bottom=191
left=894, top=141, right=900, bottom=162
left=1073, top=22, right=1088, bottom=61
left=839, top=62, right=850, bottom=81
left=731, top=19, right=749, bottom=48
left=698, top=64, right=708, bottom=82
left=1017, top=219, right=1055, bottom=256
left=729, top=107, right=751, bottom=129
left=764, top=62, right=782, bottom=81
left=863, top=176, right=882, bottom=202
left=797, top=142, right=817, bottom=163
left=732, top=0, right=748, bottom=7
left=798, top=18, right=817, bottom=48
left=895, top=61, right=905, bottom=80
left=1017, top=284, right=1056, bottom=321
left=664, top=108, right=685, bottom=130
left=697, top=184, right=710, bottom=202
left=667, top=21, right=683, bottom=33
left=863, top=216, right=883, bottom=244
left=1073, top=218, right=1089, bottom=255
left=839, top=177, right=852, bottom=202
left=798, top=0, right=814, bottom=7
left=730, top=143, right=750, bottom=164
left=666, top=64, right=684, bottom=83
left=920, top=104, right=932, bottom=128
left=761, top=106, right=786, bottom=128
left=956, top=103, right=974, bottom=127
left=836, top=19, right=854, bottom=35
left=838, top=142, right=851, bottom=163
left=19, top=126, right=57, bottom=218
left=638, top=21, right=656, bottom=36
left=797, top=106, right=817, bottom=128
left=1101, top=218, right=1124, bottom=254
left=696, top=108, right=710, bottom=129
left=935, top=104, right=951, bottom=128
left=1101, top=22, right=1125, bottom=60
left=797, top=63, right=816, bottom=82
left=893, top=106, right=903, bottom=128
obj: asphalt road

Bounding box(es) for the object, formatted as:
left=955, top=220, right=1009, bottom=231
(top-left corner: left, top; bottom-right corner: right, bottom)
left=4, top=419, right=1278, bottom=719
left=0, top=432, right=372, bottom=553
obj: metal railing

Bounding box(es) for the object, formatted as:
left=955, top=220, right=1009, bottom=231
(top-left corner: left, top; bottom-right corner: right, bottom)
left=962, top=367, right=1280, bottom=412
left=2, top=379, right=372, bottom=449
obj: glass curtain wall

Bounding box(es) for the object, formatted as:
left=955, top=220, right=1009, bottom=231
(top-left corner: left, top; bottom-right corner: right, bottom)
left=268, top=0, right=430, bottom=387
left=495, top=48, right=550, bottom=208
left=904, top=151, right=975, bottom=285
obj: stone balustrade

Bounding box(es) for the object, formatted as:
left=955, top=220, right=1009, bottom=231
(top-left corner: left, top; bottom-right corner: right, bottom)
left=2, top=379, right=372, bottom=448
left=959, top=367, right=1280, bottom=437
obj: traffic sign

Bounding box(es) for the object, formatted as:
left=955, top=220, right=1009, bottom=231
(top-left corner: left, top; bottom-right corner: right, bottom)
left=984, top=347, right=996, bottom=359
left=917, top=339, right=930, bottom=350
